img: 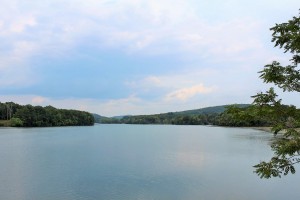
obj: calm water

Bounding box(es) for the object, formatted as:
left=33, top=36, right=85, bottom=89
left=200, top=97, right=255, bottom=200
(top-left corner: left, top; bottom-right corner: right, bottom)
left=0, top=125, right=299, bottom=200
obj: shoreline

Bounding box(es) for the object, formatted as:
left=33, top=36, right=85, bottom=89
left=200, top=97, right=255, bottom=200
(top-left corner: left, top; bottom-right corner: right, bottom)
left=251, top=127, right=272, bottom=133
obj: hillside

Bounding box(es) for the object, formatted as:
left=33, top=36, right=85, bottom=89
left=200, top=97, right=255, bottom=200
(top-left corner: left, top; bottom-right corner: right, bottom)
left=93, top=113, right=123, bottom=124
left=94, top=104, right=250, bottom=124
left=92, top=113, right=110, bottom=123
left=170, top=104, right=250, bottom=116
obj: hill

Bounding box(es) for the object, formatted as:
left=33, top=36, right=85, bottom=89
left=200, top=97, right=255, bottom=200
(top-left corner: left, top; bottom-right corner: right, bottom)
left=93, top=113, right=123, bottom=124
left=92, top=113, right=110, bottom=123
left=94, top=104, right=250, bottom=124
left=170, top=104, right=250, bottom=116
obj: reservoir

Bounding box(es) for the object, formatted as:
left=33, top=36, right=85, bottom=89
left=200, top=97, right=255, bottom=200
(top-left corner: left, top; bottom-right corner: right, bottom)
left=0, top=124, right=299, bottom=200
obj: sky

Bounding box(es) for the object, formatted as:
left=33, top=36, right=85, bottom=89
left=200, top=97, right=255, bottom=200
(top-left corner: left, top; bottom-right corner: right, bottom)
left=0, top=0, right=299, bottom=117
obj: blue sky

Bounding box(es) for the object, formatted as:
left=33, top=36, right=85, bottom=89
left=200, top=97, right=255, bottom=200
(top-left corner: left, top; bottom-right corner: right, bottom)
left=0, top=0, right=299, bottom=116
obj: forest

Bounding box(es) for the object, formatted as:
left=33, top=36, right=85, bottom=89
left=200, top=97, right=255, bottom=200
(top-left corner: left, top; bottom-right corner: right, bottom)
left=0, top=102, right=94, bottom=127
left=2, top=101, right=299, bottom=128
left=95, top=104, right=300, bottom=127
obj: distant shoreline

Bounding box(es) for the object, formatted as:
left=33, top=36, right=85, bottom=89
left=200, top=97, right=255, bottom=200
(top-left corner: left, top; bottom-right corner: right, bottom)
left=251, top=127, right=272, bottom=132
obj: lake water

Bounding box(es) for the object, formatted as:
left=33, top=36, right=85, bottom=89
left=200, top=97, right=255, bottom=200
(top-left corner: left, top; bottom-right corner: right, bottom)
left=0, top=124, right=299, bottom=200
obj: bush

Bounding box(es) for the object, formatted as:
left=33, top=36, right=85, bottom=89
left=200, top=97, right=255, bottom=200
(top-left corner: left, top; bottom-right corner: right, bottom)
left=10, top=118, right=23, bottom=127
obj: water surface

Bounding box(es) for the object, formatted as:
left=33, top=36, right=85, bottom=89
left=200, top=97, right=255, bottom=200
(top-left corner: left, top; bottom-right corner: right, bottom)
left=0, top=125, right=299, bottom=200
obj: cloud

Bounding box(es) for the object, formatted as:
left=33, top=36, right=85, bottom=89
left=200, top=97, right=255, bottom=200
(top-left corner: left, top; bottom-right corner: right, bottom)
left=125, top=68, right=219, bottom=95
left=1, top=0, right=298, bottom=64
left=0, top=94, right=213, bottom=117
left=96, top=95, right=142, bottom=115
left=164, top=84, right=216, bottom=102
left=3, top=86, right=299, bottom=117
left=0, top=39, right=39, bottom=87
left=31, top=96, right=47, bottom=104
left=144, top=76, right=163, bottom=86
left=0, top=0, right=269, bottom=60
left=9, top=16, right=37, bottom=34
left=1, top=0, right=299, bottom=113
left=0, top=0, right=285, bottom=94
left=0, top=95, right=143, bottom=117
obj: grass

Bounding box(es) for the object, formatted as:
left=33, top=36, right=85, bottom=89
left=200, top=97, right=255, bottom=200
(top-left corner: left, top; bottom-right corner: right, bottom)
left=0, top=120, right=11, bottom=127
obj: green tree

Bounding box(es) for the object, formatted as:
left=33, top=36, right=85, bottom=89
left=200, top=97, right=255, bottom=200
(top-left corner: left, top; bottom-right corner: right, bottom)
left=10, top=117, right=23, bottom=127
left=253, top=10, right=300, bottom=178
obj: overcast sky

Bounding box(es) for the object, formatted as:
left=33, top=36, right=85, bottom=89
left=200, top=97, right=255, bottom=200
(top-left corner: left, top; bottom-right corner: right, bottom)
left=0, top=0, right=299, bottom=116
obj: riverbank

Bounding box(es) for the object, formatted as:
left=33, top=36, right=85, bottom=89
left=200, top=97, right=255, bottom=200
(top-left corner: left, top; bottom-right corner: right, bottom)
left=0, top=120, right=11, bottom=127
left=252, top=127, right=300, bottom=134
left=252, top=127, right=272, bottom=132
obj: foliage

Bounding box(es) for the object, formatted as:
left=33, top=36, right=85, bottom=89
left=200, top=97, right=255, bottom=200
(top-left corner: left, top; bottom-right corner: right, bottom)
left=10, top=118, right=23, bottom=127
left=0, top=102, right=94, bottom=127
left=0, top=102, right=22, bottom=120
left=253, top=10, right=300, bottom=178
left=119, top=113, right=219, bottom=125
left=95, top=104, right=274, bottom=126
left=216, top=105, right=271, bottom=127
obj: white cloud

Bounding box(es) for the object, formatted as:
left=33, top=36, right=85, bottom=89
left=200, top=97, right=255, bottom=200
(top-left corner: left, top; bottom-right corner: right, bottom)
left=124, top=63, right=272, bottom=106
left=0, top=0, right=270, bottom=60
left=95, top=95, right=143, bottom=116
left=0, top=39, right=39, bottom=87
left=126, top=68, right=219, bottom=92
left=144, top=76, right=162, bottom=86
left=0, top=95, right=143, bottom=117
left=0, top=94, right=214, bottom=117
left=0, top=0, right=289, bottom=94
left=9, top=16, right=37, bottom=33
left=31, top=96, right=47, bottom=104
left=164, top=84, right=216, bottom=102
left=0, top=0, right=299, bottom=112
left=2, top=85, right=300, bottom=117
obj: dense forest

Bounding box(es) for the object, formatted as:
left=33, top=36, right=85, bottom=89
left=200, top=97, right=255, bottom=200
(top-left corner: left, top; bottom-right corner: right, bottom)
left=94, top=104, right=239, bottom=125
left=94, top=104, right=300, bottom=127
left=0, top=102, right=94, bottom=127
left=2, top=101, right=299, bottom=128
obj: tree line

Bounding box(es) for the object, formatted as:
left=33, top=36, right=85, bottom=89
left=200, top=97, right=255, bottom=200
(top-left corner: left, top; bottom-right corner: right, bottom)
left=0, top=102, right=94, bottom=127
left=119, top=113, right=219, bottom=125
left=97, top=104, right=300, bottom=127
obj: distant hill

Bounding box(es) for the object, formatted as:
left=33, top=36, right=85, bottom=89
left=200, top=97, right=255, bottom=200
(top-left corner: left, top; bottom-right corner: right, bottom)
left=92, top=113, right=111, bottom=123
left=112, top=115, right=132, bottom=120
left=93, top=104, right=251, bottom=124
left=172, top=104, right=250, bottom=116
left=93, top=113, right=125, bottom=124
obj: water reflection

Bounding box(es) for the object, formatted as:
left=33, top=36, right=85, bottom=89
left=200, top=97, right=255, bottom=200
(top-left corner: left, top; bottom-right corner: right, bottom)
left=227, top=128, right=277, bottom=146
left=0, top=125, right=299, bottom=200
left=175, top=151, right=205, bottom=169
